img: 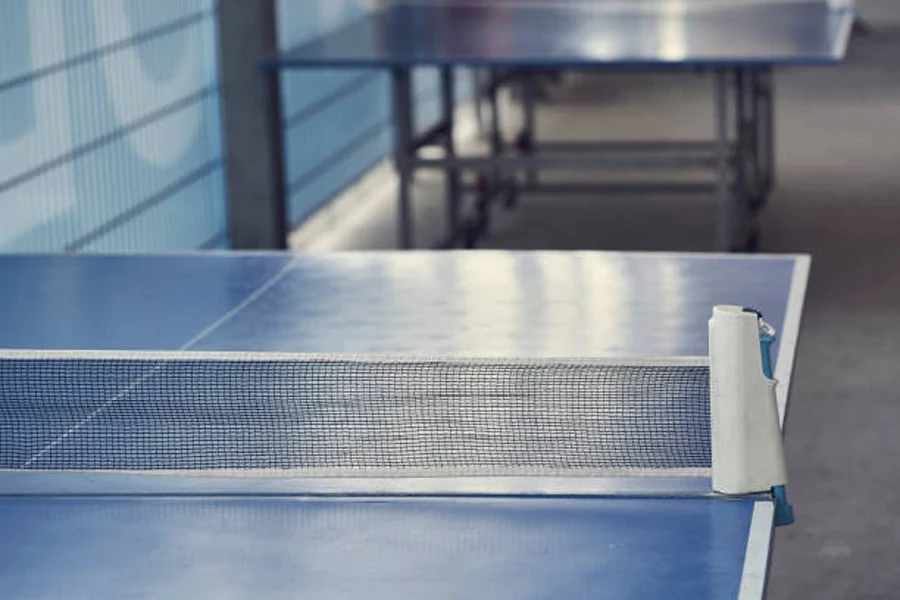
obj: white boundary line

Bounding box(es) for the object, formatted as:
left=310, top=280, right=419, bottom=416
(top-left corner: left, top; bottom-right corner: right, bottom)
left=394, top=0, right=842, bottom=12
left=832, top=1, right=858, bottom=60
left=738, top=501, right=776, bottom=600
left=1, top=250, right=809, bottom=260
left=774, top=255, right=810, bottom=427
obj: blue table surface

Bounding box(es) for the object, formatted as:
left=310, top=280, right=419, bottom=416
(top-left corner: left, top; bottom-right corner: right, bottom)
left=0, top=251, right=800, bottom=360
left=0, top=251, right=803, bottom=599
left=0, top=495, right=766, bottom=600
left=270, top=2, right=854, bottom=69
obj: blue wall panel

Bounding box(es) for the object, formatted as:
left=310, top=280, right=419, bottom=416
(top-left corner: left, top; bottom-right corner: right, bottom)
left=0, top=0, right=224, bottom=252
left=0, top=1, right=474, bottom=251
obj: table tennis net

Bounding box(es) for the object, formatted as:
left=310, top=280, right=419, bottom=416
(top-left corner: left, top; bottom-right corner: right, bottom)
left=0, top=355, right=711, bottom=475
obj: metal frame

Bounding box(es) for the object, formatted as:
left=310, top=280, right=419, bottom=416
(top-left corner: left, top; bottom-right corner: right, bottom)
left=390, top=66, right=776, bottom=251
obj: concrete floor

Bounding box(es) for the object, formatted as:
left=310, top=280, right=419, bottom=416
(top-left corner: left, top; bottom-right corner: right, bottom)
left=294, top=3, right=900, bottom=596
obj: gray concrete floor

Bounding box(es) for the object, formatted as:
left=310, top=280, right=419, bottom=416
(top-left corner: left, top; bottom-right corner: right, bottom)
left=294, top=3, right=900, bottom=596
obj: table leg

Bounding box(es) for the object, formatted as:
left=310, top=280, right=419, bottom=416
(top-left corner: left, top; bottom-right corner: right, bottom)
left=714, top=69, right=734, bottom=252
left=746, top=69, right=766, bottom=213
left=520, top=72, right=539, bottom=188
left=477, top=68, right=505, bottom=234
left=473, top=68, right=487, bottom=139
left=750, top=68, right=775, bottom=209
left=392, top=67, right=415, bottom=249
left=488, top=69, right=503, bottom=164
left=762, top=68, right=775, bottom=194
left=440, top=66, right=461, bottom=245
left=733, top=68, right=756, bottom=251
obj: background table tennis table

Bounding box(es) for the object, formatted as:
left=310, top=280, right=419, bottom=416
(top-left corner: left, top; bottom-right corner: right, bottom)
left=0, top=251, right=808, bottom=599
left=268, top=1, right=853, bottom=252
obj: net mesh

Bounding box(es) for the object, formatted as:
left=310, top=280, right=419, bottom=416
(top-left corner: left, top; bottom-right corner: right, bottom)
left=0, top=356, right=710, bottom=474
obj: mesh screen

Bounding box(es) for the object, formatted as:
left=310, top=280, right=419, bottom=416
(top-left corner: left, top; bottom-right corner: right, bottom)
left=0, top=357, right=710, bottom=474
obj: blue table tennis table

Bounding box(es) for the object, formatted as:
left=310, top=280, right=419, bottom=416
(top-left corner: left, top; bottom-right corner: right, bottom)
left=267, top=1, right=854, bottom=251
left=0, top=251, right=808, bottom=599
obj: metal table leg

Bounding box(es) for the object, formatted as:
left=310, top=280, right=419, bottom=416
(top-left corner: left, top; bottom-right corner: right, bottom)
left=473, top=68, right=487, bottom=139
left=440, top=66, right=462, bottom=245
left=732, top=68, right=757, bottom=251
left=488, top=69, right=503, bottom=165
left=748, top=70, right=761, bottom=207
left=474, top=68, right=505, bottom=237
left=762, top=68, right=775, bottom=194
left=745, top=67, right=774, bottom=214
left=391, top=67, right=415, bottom=249
left=714, top=69, right=735, bottom=252
left=520, top=72, right=539, bottom=188
left=744, top=69, right=764, bottom=213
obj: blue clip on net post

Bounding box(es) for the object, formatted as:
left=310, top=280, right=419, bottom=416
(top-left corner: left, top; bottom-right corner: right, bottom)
left=743, top=308, right=795, bottom=527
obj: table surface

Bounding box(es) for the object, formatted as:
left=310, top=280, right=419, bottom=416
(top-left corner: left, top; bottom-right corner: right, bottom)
left=270, top=1, right=854, bottom=69
left=0, top=251, right=809, bottom=599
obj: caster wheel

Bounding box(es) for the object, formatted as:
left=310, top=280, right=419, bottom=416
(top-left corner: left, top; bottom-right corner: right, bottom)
left=476, top=196, right=491, bottom=230
left=728, top=225, right=760, bottom=253
left=745, top=228, right=761, bottom=253
left=463, top=219, right=484, bottom=249
left=475, top=172, right=490, bottom=196
left=748, top=192, right=768, bottom=214
left=734, top=228, right=761, bottom=253
left=514, top=131, right=534, bottom=154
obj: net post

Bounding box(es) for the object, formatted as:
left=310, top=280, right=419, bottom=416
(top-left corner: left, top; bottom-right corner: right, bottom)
left=708, top=306, right=788, bottom=497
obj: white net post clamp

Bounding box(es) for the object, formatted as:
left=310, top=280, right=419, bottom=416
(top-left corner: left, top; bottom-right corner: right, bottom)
left=709, top=305, right=794, bottom=526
